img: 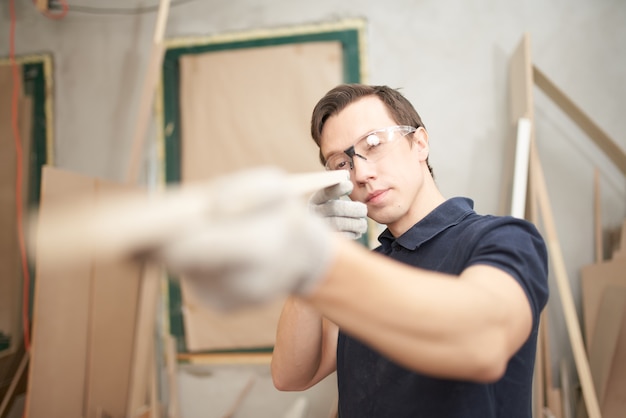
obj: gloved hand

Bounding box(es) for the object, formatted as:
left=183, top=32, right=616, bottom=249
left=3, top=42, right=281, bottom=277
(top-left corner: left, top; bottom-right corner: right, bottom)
left=154, top=167, right=339, bottom=311
left=309, top=180, right=367, bottom=240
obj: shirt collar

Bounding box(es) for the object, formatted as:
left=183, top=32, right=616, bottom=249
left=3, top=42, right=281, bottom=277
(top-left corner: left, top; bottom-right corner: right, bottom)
left=378, top=197, right=475, bottom=251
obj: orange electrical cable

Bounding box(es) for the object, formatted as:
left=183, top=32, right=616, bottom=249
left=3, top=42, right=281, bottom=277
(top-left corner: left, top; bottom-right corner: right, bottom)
left=9, top=0, right=31, bottom=353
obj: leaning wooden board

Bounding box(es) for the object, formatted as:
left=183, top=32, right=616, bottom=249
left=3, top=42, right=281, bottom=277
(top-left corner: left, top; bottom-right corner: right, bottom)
left=587, top=287, right=626, bottom=414
left=581, top=258, right=626, bottom=349
left=26, top=166, right=147, bottom=418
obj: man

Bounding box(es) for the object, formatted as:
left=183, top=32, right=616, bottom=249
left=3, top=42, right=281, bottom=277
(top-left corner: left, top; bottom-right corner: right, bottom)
left=161, top=84, right=548, bottom=417
left=271, top=84, right=549, bottom=417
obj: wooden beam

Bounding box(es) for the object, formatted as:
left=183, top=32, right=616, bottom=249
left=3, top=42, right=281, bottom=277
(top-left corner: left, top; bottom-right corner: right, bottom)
left=509, top=33, right=534, bottom=123
left=533, top=65, right=626, bottom=177
left=125, top=0, right=171, bottom=184
left=177, top=352, right=272, bottom=365
left=126, top=263, right=161, bottom=417
left=165, top=334, right=181, bottom=418
left=529, top=142, right=602, bottom=418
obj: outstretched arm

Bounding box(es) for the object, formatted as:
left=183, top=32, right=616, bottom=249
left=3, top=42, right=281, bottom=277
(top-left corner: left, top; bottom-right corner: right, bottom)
left=152, top=167, right=538, bottom=382
left=306, top=241, right=534, bottom=383
left=271, top=297, right=338, bottom=391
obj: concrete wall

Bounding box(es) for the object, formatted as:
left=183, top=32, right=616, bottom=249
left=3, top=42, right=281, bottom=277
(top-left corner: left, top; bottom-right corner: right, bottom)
left=2, top=0, right=625, bottom=416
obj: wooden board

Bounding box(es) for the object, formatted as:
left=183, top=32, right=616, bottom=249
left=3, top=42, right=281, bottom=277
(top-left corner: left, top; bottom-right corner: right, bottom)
left=588, top=287, right=626, bottom=407
left=509, top=34, right=538, bottom=224
left=612, top=219, right=626, bottom=259
left=26, top=166, right=96, bottom=417
left=580, top=258, right=626, bottom=348
left=509, top=33, right=534, bottom=124
left=26, top=166, right=148, bottom=418
left=601, top=298, right=626, bottom=417
left=510, top=35, right=546, bottom=417
left=85, top=256, right=144, bottom=417
left=179, top=41, right=342, bottom=180
left=530, top=142, right=601, bottom=418
left=178, top=41, right=344, bottom=351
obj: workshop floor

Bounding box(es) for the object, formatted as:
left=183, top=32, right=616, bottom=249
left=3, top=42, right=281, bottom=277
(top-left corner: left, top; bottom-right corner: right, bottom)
left=177, top=363, right=338, bottom=418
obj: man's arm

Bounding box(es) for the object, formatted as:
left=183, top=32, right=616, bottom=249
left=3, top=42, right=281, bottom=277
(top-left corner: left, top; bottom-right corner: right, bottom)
left=304, top=240, right=534, bottom=383
left=271, top=297, right=338, bottom=391
left=151, top=168, right=535, bottom=383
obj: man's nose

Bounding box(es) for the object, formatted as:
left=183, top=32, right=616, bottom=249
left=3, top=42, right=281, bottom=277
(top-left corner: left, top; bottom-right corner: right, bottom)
left=350, top=154, right=375, bottom=183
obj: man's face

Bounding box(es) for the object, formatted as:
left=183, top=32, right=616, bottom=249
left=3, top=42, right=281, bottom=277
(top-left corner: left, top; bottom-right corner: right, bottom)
left=319, top=96, right=430, bottom=234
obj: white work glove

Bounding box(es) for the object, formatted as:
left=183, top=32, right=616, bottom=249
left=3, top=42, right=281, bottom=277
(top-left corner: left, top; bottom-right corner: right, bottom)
left=155, top=167, right=338, bottom=311
left=309, top=180, right=367, bottom=240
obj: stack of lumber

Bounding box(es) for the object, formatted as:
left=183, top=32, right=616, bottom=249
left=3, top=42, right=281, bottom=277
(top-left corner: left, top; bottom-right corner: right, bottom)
left=580, top=219, right=626, bottom=417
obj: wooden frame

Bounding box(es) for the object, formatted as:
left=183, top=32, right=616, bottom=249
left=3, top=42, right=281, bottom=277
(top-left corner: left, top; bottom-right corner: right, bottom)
left=0, top=54, right=53, bottom=414
left=156, top=19, right=368, bottom=357
left=0, top=53, right=54, bottom=200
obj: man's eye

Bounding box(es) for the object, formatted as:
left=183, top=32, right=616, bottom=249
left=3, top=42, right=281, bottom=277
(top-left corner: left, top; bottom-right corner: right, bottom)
left=336, top=160, right=349, bottom=169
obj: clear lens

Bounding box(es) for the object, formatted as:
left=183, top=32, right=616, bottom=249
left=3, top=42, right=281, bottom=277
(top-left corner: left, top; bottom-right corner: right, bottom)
left=325, top=154, right=352, bottom=171
left=325, top=125, right=416, bottom=171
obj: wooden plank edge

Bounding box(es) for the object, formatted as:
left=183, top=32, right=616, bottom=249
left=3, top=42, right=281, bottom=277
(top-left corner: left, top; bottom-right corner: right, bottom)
left=533, top=65, right=626, bottom=177
left=176, top=352, right=273, bottom=365
left=529, top=142, right=602, bottom=418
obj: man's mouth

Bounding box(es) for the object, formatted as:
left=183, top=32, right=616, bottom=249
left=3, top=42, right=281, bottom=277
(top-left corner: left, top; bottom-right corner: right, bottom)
left=366, top=189, right=387, bottom=204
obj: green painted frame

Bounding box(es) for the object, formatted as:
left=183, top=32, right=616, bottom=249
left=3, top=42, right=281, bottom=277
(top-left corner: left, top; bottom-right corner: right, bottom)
left=157, top=20, right=367, bottom=355
left=0, top=54, right=53, bottom=349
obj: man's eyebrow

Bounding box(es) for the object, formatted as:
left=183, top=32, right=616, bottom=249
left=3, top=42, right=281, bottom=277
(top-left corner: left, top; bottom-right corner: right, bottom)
left=321, top=141, right=345, bottom=160
left=322, top=128, right=376, bottom=158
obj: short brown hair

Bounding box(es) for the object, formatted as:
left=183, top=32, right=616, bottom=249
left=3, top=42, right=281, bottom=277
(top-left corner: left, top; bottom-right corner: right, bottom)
left=310, top=84, right=432, bottom=175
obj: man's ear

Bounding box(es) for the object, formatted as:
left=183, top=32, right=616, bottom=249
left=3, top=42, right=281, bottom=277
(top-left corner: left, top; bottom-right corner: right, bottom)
left=413, top=127, right=430, bottom=160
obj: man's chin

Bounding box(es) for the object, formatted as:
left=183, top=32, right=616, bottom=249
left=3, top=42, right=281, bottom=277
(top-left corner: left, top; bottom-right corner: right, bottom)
left=368, top=210, right=397, bottom=227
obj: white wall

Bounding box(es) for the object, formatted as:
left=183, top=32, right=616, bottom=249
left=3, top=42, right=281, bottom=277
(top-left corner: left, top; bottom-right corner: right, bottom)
left=2, top=0, right=625, bottom=414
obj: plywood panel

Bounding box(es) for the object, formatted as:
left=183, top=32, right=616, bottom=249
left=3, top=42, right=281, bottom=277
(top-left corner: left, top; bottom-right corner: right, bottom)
left=85, top=226, right=143, bottom=417
left=26, top=166, right=96, bottom=418
left=180, top=293, right=286, bottom=351
left=179, top=41, right=342, bottom=180
left=581, top=258, right=626, bottom=348
left=178, top=41, right=343, bottom=351
left=27, top=167, right=153, bottom=417
left=588, top=288, right=626, bottom=409
left=602, top=300, right=626, bottom=417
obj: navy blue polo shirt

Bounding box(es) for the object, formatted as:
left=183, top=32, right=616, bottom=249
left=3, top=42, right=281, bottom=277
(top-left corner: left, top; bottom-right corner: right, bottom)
left=336, top=197, right=549, bottom=418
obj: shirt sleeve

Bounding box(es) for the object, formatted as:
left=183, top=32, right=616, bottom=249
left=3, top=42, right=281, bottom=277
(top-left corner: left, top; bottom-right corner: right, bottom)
left=466, top=216, right=549, bottom=328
